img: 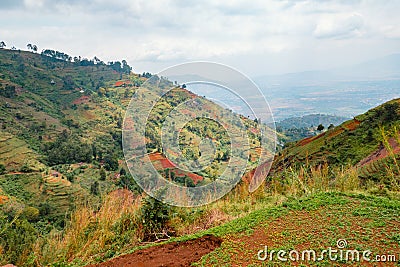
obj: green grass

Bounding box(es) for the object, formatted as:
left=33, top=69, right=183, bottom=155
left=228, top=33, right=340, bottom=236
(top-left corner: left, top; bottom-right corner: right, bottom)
left=192, top=192, right=400, bottom=266
left=274, top=99, right=400, bottom=174
left=79, top=192, right=399, bottom=267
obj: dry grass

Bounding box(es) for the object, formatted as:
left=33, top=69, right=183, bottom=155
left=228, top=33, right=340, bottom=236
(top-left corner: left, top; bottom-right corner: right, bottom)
left=30, top=159, right=396, bottom=266
left=380, top=126, right=400, bottom=191
left=34, top=189, right=143, bottom=265
left=269, top=163, right=362, bottom=197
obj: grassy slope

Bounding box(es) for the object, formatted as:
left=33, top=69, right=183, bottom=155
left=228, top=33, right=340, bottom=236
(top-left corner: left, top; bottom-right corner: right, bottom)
left=0, top=49, right=133, bottom=227
left=87, top=192, right=399, bottom=267
left=0, top=48, right=266, bottom=227
left=195, top=192, right=400, bottom=266
left=272, top=99, right=400, bottom=183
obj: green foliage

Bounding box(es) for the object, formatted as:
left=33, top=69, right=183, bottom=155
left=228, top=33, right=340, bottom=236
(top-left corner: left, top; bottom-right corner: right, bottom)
left=103, top=154, right=118, bottom=171
left=0, top=164, right=5, bottom=175
left=99, top=167, right=106, bottom=181
left=42, top=131, right=92, bottom=165
left=117, top=173, right=142, bottom=193
left=20, top=163, right=32, bottom=173
left=21, top=206, right=40, bottom=222
left=139, top=195, right=170, bottom=241
left=0, top=84, right=16, bottom=98
left=0, top=212, right=37, bottom=266
left=90, top=181, right=99, bottom=195
left=0, top=174, right=35, bottom=202
left=275, top=99, right=400, bottom=172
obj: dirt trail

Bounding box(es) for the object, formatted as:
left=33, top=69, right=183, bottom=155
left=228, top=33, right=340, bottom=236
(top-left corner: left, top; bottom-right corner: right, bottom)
left=87, top=235, right=222, bottom=267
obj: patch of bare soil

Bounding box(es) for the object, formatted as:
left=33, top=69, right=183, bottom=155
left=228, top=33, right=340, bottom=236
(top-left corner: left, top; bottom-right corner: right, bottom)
left=87, top=234, right=222, bottom=267
left=358, top=137, right=400, bottom=167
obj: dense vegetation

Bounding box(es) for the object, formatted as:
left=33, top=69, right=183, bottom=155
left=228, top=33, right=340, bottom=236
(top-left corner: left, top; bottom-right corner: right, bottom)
left=272, top=99, right=400, bottom=190
left=0, top=47, right=399, bottom=266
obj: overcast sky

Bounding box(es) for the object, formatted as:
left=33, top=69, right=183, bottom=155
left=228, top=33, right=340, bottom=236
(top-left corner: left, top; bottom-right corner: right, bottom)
left=1, top=0, right=399, bottom=76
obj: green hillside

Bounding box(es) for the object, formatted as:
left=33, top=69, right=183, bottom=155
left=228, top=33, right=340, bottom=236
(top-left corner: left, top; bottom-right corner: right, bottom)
left=0, top=48, right=138, bottom=226
left=0, top=47, right=399, bottom=267
left=0, top=48, right=269, bottom=265
left=272, top=99, right=400, bottom=189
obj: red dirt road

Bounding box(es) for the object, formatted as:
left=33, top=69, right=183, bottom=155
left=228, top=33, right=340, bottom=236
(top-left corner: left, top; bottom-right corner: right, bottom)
left=87, top=235, right=222, bottom=267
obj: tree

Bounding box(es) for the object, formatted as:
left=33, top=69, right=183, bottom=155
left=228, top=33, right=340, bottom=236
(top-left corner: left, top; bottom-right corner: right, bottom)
left=121, top=59, right=132, bottom=74
left=0, top=41, right=6, bottom=49
left=317, top=124, right=325, bottom=131
left=99, top=167, right=106, bottom=181
left=104, top=154, right=119, bottom=171
left=328, top=123, right=335, bottom=130
left=27, top=44, right=38, bottom=52
left=90, top=181, right=100, bottom=195
left=140, top=195, right=170, bottom=241
left=119, top=168, right=126, bottom=176
left=0, top=85, right=16, bottom=98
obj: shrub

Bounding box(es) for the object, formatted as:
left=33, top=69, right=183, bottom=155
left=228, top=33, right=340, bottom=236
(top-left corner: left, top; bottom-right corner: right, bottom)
left=99, top=167, right=106, bottom=181
left=0, top=213, right=37, bottom=266
left=104, top=154, right=118, bottom=171
left=0, top=164, right=5, bottom=175
left=139, top=195, right=170, bottom=241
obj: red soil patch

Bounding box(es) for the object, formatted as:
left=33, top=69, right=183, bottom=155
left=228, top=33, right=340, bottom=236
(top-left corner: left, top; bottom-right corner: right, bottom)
left=124, top=118, right=135, bottom=131
left=298, top=132, right=326, bottom=146
left=88, top=235, right=222, bottom=267
left=343, top=119, right=360, bottom=131
left=167, top=168, right=203, bottom=184
left=180, top=109, right=196, bottom=117
left=0, top=195, right=9, bottom=205
left=328, top=127, right=344, bottom=138
left=72, top=95, right=91, bottom=105
left=115, top=80, right=133, bottom=87
left=148, top=153, right=203, bottom=184
left=83, top=110, right=96, bottom=120
left=242, top=160, right=273, bottom=190
left=148, top=152, right=164, bottom=161
left=186, top=173, right=204, bottom=184
left=358, top=137, right=400, bottom=167
left=160, top=158, right=176, bottom=169
left=249, top=127, right=259, bottom=134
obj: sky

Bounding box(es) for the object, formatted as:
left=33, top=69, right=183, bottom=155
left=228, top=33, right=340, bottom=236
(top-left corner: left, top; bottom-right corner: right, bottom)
left=0, top=0, right=399, bottom=76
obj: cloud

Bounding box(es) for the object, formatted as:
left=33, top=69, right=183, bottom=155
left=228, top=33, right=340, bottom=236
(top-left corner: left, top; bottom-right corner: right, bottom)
left=313, top=13, right=365, bottom=39
left=0, top=0, right=399, bottom=75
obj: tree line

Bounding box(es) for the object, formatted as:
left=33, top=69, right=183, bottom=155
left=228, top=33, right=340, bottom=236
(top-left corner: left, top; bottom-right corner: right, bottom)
left=0, top=40, right=132, bottom=74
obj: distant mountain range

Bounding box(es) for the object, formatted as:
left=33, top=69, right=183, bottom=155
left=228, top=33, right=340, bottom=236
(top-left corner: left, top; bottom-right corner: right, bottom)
left=255, top=53, right=400, bottom=86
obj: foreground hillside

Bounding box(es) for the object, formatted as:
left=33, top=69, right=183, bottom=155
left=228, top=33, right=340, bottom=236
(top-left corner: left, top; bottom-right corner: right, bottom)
left=86, top=192, right=400, bottom=266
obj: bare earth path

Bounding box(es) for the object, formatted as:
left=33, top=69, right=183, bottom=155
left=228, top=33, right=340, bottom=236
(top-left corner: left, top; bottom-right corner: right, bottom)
left=87, top=235, right=222, bottom=267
